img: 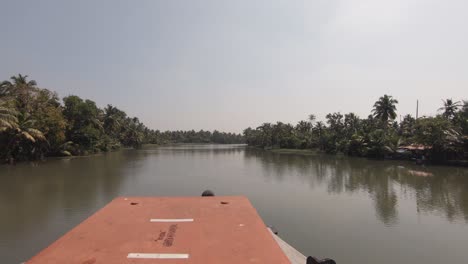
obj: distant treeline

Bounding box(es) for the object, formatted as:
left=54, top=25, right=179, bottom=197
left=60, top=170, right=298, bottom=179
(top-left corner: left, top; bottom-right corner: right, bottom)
left=243, top=95, right=468, bottom=163
left=158, top=130, right=244, bottom=144
left=0, top=74, right=243, bottom=163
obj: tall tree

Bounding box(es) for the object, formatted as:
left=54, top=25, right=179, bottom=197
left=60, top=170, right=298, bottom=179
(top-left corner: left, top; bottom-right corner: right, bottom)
left=372, top=95, right=398, bottom=123
left=439, top=98, right=461, bottom=120
left=257, top=123, right=273, bottom=147
left=399, top=114, right=416, bottom=139
left=1, top=74, right=38, bottom=113
left=308, top=114, right=316, bottom=124
left=63, top=96, right=104, bottom=152
left=103, top=104, right=126, bottom=138
left=2, top=112, right=46, bottom=161
left=0, top=76, right=48, bottom=161
left=31, top=89, right=67, bottom=151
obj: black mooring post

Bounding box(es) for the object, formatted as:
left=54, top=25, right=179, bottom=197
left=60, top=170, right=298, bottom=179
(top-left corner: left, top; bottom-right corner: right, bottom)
left=201, top=190, right=215, bottom=197
left=306, top=256, right=337, bottom=264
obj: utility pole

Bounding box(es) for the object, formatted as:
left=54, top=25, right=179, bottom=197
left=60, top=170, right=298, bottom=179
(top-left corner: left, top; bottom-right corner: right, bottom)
left=416, top=100, right=419, bottom=119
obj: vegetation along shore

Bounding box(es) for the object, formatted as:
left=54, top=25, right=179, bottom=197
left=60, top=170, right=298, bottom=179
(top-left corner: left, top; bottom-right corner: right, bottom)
left=0, top=74, right=244, bottom=163
left=1, top=74, right=467, bottom=166
left=243, top=95, right=468, bottom=165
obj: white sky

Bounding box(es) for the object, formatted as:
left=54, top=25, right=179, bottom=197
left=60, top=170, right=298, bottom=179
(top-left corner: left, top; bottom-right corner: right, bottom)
left=1, top=0, right=467, bottom=132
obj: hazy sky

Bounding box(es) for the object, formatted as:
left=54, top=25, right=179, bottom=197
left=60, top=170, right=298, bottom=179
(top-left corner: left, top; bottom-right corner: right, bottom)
left=1, top=0, right=467, bottom=132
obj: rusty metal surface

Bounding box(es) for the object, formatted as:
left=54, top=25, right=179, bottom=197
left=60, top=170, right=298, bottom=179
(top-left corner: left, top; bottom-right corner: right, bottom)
left=26, top=196, right=291, bottom=264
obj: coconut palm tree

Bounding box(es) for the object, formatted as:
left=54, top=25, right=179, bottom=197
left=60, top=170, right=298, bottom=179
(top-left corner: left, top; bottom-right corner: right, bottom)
left=256, top=123, right=273, bottom=148
left=308, top=114, right=316, bottom=125
left=344, top=113, right=360, bottom=135
left=0, top=98, right=18, bottom=131
left=1, top=74, right=38, bottom=113
left=1, top=75, right=37, bottom=98
left=16, top=115, right=44, bottom=137
left=2, top=74, right=37, bottom=89
left=372, top=95, right=398, bottom=123
left=1, top=108, right=46, bottom=161
left=438, top=98, right=461, bottom=120
left=0, top=81, right=10, bottom=97
left=11, top=112, right=46, bottom=143
left=296, top=120, right=312, bottom=134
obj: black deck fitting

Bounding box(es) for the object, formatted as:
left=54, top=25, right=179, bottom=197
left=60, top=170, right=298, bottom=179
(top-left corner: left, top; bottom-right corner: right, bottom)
left=201, top=190, right=215, bottom=197
left=267, top=225, right=278, bottom=235
left=306, top=256, right=336, bottom=264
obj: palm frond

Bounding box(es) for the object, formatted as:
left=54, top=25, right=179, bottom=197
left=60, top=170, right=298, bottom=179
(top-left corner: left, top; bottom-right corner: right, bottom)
left=60, top=141, right=74, bottom=147
left=0, top=113, right=19, bottom=124
left=91, top=118, right=104, bottom=130
left=60, top=150, right=72, bottom=156
left=22, top=119, right=36, bottom=127
left=21, top=131, right=36, bottom=142
left=26, top=128, right=46, bottom=141
left=0, top=80, right=13, bottom=90
left=0, top=119, right=16, bottom=129
left=0, top=106, right=18, bottom=116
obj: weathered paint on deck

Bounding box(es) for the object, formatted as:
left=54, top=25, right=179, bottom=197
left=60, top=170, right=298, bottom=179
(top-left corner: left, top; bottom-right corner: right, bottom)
left=26, top=196, right=291, bottom=264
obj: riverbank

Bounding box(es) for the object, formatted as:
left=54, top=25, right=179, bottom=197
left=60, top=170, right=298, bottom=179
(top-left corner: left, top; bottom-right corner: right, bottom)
left=269, top=148, right=319, bottom=155
left=1, top=145, right=136, bottom=165
left=254, top=146, right=468, bottom=167
left=1, top=143, right=244, bottom=165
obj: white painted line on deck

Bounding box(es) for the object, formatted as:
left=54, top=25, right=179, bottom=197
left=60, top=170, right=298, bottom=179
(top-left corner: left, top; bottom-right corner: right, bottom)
left=150, top=218, right=194, bottom=222
left=127, top=253, right=189, bottom=259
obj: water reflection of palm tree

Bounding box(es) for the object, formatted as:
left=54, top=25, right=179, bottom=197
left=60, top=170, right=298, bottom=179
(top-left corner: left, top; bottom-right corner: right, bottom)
left=245, top=149, right=468, bottom=224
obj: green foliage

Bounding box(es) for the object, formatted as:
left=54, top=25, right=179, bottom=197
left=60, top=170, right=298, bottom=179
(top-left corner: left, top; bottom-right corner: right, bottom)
left=63, top=95, right=103, bottom=153
left=365, top=128, right=399, bottom=158
left=439, top=99, right=461, bottom=120
left=0, top=74, right=243, bottom=163
left=244, top=95, right=468, bottom=163
left=399, top=114, right=415, bottom=139
left=0, top=75, right=48, bottom=161
left=1, top=112, right=47, bottom=161
left=413, top=116, right=463, bottom=161
left=0, top=98, right=19, bottom=131
left=157, top=129, right=244, bottom=145
left=372, top=94, right=398, bottom=124
left=454, top=101, right=468, bottom=135
left=3, top=74, right=466, bottom=165
left=31, top=89, right=67, bottom=152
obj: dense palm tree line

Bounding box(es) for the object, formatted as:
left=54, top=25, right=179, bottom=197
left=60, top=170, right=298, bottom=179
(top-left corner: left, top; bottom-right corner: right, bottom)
left=0, top=75, right=243, bottom=163
left=243, top=95, right=468, bottom=163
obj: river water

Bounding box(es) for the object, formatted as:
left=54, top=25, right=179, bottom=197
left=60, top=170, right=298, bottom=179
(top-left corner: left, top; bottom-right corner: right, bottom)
left=1, top=144, right=467, bottom=264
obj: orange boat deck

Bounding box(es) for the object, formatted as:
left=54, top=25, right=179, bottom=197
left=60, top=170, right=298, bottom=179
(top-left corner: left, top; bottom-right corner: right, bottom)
left=26, top=196, right=292, bottom=264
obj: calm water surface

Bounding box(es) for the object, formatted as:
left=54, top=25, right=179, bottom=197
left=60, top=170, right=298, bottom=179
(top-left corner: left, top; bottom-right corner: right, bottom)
left=1, top=144, right=468, bottom=264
